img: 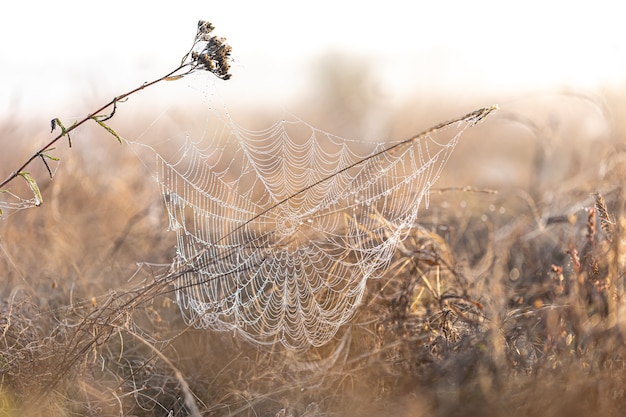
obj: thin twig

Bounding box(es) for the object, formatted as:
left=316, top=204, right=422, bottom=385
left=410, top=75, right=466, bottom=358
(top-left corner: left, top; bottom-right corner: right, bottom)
left=0, top=65, right=187, bottom=190
left=0, top=20, right=231, bottom=193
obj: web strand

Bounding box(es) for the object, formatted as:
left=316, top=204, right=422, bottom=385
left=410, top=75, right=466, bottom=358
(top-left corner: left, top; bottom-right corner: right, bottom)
left=155, top=106, right=497, bottom=349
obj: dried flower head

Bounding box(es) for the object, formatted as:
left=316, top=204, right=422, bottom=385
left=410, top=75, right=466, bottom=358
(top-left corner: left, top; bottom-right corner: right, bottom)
left=196, top=20, right=216, bottom=41
left=190, top=20, right=232, bottom=80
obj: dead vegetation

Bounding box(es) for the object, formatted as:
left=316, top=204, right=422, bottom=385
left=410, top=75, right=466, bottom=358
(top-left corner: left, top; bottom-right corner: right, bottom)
left=1, top=91, right=626, bottom=417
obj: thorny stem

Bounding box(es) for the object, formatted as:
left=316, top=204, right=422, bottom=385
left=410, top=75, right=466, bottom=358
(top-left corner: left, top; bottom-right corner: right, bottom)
left=0, top=20, right=231, bottom=192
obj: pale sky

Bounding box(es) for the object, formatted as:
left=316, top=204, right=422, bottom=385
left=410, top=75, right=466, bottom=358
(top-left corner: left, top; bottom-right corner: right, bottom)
left=2, top=0, right=625, bottom=117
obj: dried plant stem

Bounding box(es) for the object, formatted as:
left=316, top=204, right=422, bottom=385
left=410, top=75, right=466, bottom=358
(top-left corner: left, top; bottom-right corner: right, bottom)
left=0, top=20, right=231, bottom=200
left=0, top=67, right=180, bottom=189
left=124, top=328, right=202, bottom=417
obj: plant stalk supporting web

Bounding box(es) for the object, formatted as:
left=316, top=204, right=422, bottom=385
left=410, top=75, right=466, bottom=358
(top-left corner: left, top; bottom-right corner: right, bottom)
left=158, top=104, right=497, bottom=349
left=0, top=20, right=231, bottom=212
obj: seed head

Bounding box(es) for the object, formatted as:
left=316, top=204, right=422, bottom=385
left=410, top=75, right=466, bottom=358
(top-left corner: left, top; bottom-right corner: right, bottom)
left=594, top=192, right=613, bottom=242
left=196, top=20, right=216, bottom=41
left=191, top=20, right=232, bottom=80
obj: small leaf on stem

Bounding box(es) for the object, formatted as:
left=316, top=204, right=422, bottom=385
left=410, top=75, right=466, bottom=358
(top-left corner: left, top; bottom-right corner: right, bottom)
left=92, top=117, right=122, bottom=143
left=18, top=171, right=42, bottom=206
left=52, top=117, right=73, bottom=147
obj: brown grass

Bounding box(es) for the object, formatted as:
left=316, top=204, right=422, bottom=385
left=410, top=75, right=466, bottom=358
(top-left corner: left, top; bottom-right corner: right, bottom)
left=1, top=90, right=626, bottom=417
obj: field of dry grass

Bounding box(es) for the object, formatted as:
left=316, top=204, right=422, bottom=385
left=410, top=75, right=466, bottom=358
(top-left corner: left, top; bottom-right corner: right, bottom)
left=1, top=87, right=626, bottom=417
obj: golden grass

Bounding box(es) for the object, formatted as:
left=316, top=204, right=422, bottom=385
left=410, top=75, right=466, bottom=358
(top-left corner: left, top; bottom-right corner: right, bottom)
left=1, top=91, right=626, bottom=416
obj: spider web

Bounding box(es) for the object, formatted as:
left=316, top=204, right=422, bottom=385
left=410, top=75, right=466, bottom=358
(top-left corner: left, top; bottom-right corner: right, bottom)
left=156, top=106, right=496, bottom=349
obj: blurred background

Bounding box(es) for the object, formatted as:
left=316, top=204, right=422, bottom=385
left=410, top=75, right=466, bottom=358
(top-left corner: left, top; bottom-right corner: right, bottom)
left=2, top=0, right=625, bottom=118
left=3, top=0, right=624, bottom=194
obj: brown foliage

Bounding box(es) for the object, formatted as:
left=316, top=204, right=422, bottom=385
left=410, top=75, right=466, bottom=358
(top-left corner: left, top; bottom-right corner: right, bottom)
left=1, top=91, right=626, bottom=416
